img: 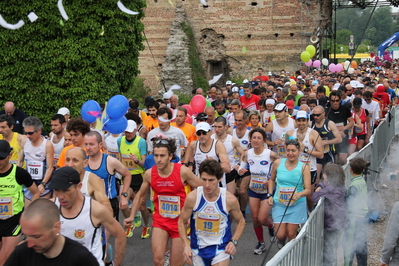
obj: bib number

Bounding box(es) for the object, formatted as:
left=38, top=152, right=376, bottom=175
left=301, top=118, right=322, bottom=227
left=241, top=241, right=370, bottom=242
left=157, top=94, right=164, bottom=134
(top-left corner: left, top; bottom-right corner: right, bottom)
left=27, top=161, right=44, bottom=180
left=121, top=154, right=137, bottom=171
left=108, top=149, right=121, bottom=161
left=158, top=196, right=180, bottom=218
left=0, top=197, right=13, bottom=219
left=299, top=153, right=311, bottom=164
left=249, top=176, right=267, bottom=193
left=278, top=187, right=296, bottom=206
left=196, top=213, right=221, bottom=236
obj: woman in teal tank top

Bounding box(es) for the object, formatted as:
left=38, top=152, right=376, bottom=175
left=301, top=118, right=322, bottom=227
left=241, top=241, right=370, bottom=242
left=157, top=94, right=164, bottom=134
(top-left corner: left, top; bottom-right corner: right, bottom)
left=267, top=139, right=311, bottom=246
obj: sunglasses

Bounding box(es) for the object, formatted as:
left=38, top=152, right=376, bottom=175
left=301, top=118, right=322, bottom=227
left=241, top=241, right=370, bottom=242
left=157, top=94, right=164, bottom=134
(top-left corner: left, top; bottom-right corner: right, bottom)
left=312, top=113, right=322, bottom=117
left=364, top=98, right=372, bottom=102
left=330, top=99, right=340, bottom=103
left=196, top=130, right=208, bottom=136
left=154, top=139, right=169, bottom=145
left=25, top=130, right=37, bottom=135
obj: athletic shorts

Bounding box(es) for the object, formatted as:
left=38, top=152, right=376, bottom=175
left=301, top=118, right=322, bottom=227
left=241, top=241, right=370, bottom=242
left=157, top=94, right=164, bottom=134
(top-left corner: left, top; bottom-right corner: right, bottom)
left=349, top=137, right=357, bottom=146
left=130, top=174, right=143, bottom=192
left=335, top=136, right=349, bottom=154
left=24, top=180, right=52, bottom=200
left=235, top=169, right=251, bottom=181
left=0, top=212, right=22, bottom=238
left=316, top=152, right=334, bottom=166
left=357, top=134, right=366, bottom=141
left=225, top=170, right=238, bottom=184
left=192, top=245, right=231, bottom=266
left=152, top=219, right=180, bottom=238
left=248, top=188, right=269, bottom=201
left=109, top=197, right=119, bottom=221
left=310, top=170, right=317, bottom=185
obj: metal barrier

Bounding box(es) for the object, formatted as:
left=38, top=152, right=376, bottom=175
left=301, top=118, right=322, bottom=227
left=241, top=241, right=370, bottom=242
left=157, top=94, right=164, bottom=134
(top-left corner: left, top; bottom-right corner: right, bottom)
left=265, top=106, right=399, bottom=266
left=265, top=198, right=324, bottom=266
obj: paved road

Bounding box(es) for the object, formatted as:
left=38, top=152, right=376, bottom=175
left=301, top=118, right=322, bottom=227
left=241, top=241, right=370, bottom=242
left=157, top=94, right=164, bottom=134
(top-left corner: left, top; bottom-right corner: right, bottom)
left=120, top=208, right=280, bottom=266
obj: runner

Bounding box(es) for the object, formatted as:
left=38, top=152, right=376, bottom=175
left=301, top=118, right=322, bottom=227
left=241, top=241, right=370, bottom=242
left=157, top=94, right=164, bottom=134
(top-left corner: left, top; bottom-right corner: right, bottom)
left=49, top=114, right=66, bottom=166
left=178, top=159, right=245, bottom=266
left=0, top=114, right=26, bottom=167
left=124, top=138, right=202, bottom=266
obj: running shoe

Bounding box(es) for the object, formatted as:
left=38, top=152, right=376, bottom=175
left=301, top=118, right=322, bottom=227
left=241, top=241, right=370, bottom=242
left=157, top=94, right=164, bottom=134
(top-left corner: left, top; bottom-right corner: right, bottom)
left=134, top=213, right=142, bottom=228
left=277, top=238, right=286, bottom=249
left=141, top=226, right=150, bottom=239
left=164, top=250, right=170, bottom=266
left=268, top=225, right=276, bottom=242
left=253, top=241, right=266, bottom=255
left=125, top=224, right=135, bottom=238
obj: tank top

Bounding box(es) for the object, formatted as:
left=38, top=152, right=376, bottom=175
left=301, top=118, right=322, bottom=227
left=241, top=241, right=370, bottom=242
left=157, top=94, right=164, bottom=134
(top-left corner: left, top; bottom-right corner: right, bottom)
left=211, top=134, right=236, bottom=167
left=85, top=154, right=117, bottom=199
left=2, top=133, right=22, bottom=165
left=232, top=127, right=250, bottom=151
left=50, top=134, right=65, bottom=164
left=0, top=165, right=24, bottom=218
left=247, top=148, right=273, bottom=194
left=190, top=187, right=231, bottom=249
left=194, top=140, right=218, bottom=176
left=119, top=136, right=144, bottom=175
left=273, top=158, right=305, bottom=206
left=293, top=128, right=316, bottom=171
left=311, top=118, right=334, bottom=153
left=355, top=108, right=367, bottom=135
left=55, top=196, right=103, bottom=266
left=105, top=134, right=121, bottom=161
left=151, top=163, right=186, bottom=223
left=271, top=118, right=295, bottom=157
left=80, top=171, right=90, bottom=197
left=24, top=137, right=48, bottom=181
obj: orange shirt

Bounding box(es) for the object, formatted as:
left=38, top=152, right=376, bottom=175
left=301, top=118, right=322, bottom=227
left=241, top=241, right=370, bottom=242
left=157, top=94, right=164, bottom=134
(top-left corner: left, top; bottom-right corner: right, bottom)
left=170, top=122, right=197, bottom=143
left=57, top=145, right=86, bottom=167
left=144, top=117, right=159, bottom=131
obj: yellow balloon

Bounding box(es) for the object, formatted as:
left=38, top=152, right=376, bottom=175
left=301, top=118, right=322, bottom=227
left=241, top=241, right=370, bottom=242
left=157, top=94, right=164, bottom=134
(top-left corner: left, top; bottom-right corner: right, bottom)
left=300, top=51, right=311, bottom=63
left=306, top=45, right=316, bottom=58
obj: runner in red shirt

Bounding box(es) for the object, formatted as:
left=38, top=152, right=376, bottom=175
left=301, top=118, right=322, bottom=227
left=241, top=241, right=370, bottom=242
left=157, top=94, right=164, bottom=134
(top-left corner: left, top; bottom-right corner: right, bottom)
left=253, top=68, right=269, bottom=82
left=240, top=84, right=260, bottom=111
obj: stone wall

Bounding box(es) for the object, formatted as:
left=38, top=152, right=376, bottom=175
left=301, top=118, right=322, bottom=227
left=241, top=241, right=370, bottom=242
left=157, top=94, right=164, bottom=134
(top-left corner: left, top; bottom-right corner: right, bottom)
left=138, top=0, right=330, bottom=93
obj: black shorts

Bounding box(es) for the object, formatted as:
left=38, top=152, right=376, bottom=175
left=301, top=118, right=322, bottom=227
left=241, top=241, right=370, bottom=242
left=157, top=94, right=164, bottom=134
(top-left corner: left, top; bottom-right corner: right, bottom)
left=310, top=170, right=317, bottom=185
left=0, top=212, right=22, bottom=238
left=317, top=152, right=334, bottom=166
left=335, top=136, right=349, bottom=154
left=109, top=197, right=119, bottom=221
left=130, top=174, right=143, bottom=192
left=225, top=170, right=239, bottom=184
left=357, top=134, right=366, bottom=140
left=236, top=169, right=251, bottom=181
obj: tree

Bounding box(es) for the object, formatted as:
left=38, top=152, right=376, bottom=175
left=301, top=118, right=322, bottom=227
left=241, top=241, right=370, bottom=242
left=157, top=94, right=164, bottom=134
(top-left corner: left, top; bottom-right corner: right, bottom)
left=0, top=0, right=145, bottom=127
left=336, top=29, right=353, bottom=46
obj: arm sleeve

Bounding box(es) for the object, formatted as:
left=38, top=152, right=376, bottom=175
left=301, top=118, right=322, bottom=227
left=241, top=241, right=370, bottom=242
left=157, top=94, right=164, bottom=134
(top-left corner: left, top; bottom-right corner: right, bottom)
left=380, top=202, right=399, bottom=264
left=138, top=138, right=148, bottom=155
left=15, top=167, right=34, bottom=187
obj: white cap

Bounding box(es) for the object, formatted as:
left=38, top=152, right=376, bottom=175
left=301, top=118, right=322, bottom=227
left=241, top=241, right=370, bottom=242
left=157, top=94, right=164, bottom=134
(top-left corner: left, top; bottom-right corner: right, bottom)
left=296, top=110, right=308, bottom=119
left=243, top=79, right=249, bottom=83
left=57, top=107, right=70, bottom=116
left=125, top=120, right=137, bottom=133
left=333, top=83, right=341, bottom=90
left=268, top=71, right=272, bottom=76
left=297, top=75, right=303, bottom=79
left=265, top=99, right=275, bottom=106
left=226, top=80, right=232, bottom=85
left=196, top=122, right=211, bottom=132
left=232, top=86, right=239, bottom=92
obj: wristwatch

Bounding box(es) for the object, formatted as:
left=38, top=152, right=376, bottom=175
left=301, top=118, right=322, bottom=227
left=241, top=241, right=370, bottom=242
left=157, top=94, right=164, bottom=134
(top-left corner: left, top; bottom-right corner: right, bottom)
left=230, top=239, right=238, bottom=246
left=134, top=160, right=140, bottom=164
left=303, top=147, right=309, bottom=154
left=121, top=192, right=128, bottom=197
left=266, top=193, right=273, bottom=199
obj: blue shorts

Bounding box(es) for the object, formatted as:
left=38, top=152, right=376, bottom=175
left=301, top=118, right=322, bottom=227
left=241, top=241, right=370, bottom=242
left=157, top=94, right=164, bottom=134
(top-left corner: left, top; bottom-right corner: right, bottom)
left=248, top=189, right=269, bottom=201
left=192, top=245, right=231, bottom=266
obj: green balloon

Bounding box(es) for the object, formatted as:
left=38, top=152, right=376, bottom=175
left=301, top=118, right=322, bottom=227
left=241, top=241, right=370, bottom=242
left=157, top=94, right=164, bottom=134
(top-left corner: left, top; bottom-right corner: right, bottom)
left=306, top=45, right=316, bottom=57
left=300, top=51, right=311, bottom=63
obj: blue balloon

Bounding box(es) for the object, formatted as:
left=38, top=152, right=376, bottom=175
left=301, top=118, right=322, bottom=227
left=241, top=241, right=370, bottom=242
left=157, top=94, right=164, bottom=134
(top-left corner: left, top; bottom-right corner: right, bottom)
left=107, top=95, right=129, bottom=119
left=103, top=116, right=127, bottom=134
left=81, top=100, right=101, bottom=123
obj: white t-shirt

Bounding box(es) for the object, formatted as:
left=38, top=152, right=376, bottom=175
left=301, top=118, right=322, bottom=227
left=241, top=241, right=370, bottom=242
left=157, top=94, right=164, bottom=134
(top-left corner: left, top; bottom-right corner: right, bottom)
left=147, top=126, right=188, bottom=159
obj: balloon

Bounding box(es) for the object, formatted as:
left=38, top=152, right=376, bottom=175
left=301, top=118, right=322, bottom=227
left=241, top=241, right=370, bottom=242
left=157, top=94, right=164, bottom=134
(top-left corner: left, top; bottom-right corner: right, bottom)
left=81, top=100, right=101, bottom=123
left=384, top=51, right=388, bottom=55
left=344, top=60, right=350, bottom=69
left=185, top=114, right=193, bottom=124
left=348, top=67, right=354, bottom=74
left=375, top=56, right=380, bottom=61
left=103, top=116, right=127, bottom=134
left=313, top=60, right=321, bottom=68
left=106, top=95, right=129, bottom=119
left=328, top=64, right=336, bottom=72
left=190, top=95, right=206, bottom=113
left=322, top=58, right=329, bottom=66
left=300, top=51, right=311, bottom=63
left=305, top=59, right=313, bottom=67
left=335, top=64, right=343, bottom=72
left=370, top=52, right=375, bottom=58
left=306, top=45, right=316, bottom=57
left=376, top=61, right=382, bottom=67
left=182, top=104, right=194, bottom=116
left=351, top=61, right=358, bottom=69
left=383, top=55, right=389, bottom=60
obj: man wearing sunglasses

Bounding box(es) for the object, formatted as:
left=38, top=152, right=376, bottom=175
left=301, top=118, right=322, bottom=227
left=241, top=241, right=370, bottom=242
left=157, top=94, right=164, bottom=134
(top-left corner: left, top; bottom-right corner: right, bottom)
left=362, top=91, right=381, bottom=130
left=0, top=140, right=39, bottom=265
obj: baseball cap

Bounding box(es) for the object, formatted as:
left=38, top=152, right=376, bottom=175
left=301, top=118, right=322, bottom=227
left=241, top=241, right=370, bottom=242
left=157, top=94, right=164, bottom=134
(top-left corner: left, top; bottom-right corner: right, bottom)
left=47, top=167, right=81, bottom=190
left=285, top=100, right=295, bottom=109
left=353, top=97, right=362, bottom=108
left=226, top=80, right=232, bottom=85
left=333, top=83, right=341, bottom=91
left=311, top=80, right=319, bottom=86
left=297, top=75, right=303, bottom=80
left=125, top=120, right=137, bottom=133
left=231, top=86, right=239, bottom=92
left=265, top=99, right=276, bottom=106
left=57, top=107, right=70, bottom=116
left=196, top=112, right=208, bottom=121
left=296, top=110, right=308, bottom=120
left=196, top=122, right=211, bottom=132
left=250, top=81, right=258, bottom=88
left=0, top=140, right=11, bottom=159
left=243, top=79, right=249, bottom=84
left=274, top=103, right=288, bottom=112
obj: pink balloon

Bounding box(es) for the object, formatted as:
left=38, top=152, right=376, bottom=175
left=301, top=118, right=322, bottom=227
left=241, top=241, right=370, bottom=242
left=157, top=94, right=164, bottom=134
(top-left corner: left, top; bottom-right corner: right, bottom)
left=375, top=56, right=380, bottom=61
left=328, top=63, right=336, bottom=72
left=182, top=104, right=194, bottom=116
left=185, top=114, right=193, bottom=124
left=190, top=95, right=206, bottom=113
left=335, top=64, right=343, bottom=72
left=305, top=59, right=313, bottom=67
left=370, top=52, right=375, bottom=58
left=313, top=60, right=321, bottom=68
left=376, top=61, right=382, bottom=67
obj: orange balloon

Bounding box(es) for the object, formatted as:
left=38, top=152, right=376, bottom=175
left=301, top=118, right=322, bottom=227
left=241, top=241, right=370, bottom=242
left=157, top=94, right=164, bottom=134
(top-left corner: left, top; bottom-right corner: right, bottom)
left=351, top=61, right=358, bottom=69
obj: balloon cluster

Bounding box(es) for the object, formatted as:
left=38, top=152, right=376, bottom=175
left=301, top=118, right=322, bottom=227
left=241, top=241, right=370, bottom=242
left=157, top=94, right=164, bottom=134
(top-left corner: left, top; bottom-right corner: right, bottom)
left=372, top=51, right=392, bottom=67
left=81, top=95, right=129, bottom=134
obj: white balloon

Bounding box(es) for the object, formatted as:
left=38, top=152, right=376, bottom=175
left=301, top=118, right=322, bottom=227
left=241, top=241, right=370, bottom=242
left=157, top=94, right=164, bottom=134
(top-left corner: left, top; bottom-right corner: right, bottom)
left=344, top=60, right=350, bottom=68
left=322, top=58, right=329, bottom=66
left=348, top=67, right=354, bottom=74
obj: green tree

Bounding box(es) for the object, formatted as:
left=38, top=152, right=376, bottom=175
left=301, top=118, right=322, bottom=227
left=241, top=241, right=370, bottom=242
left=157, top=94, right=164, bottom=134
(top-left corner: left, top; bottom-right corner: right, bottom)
left=0, top=0, right=145, bottom=128
left=336, top=29, right=353, bottom=45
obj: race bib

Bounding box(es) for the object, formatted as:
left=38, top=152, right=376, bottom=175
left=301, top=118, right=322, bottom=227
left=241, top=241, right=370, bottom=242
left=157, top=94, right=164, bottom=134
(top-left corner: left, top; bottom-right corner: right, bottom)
left=322, top=138, right=329, bottom=153
left=121, top=154, right=137, bottom=171
left=277, top=133, right=286, bottom=157
left=249, top=176, right=267, bottom=193
left=278, top=187, right=296, bottom=206
left=27, top=161, right=44, bottom=180
left=108, top=148, right=121, bottom=161
left=299, top=153, right=311, bottom=164
left=159, top=196, right=180, bottom=218
left=0, top=197, right=13, bottom=219
left=196, top=213, right=221, bottom=236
